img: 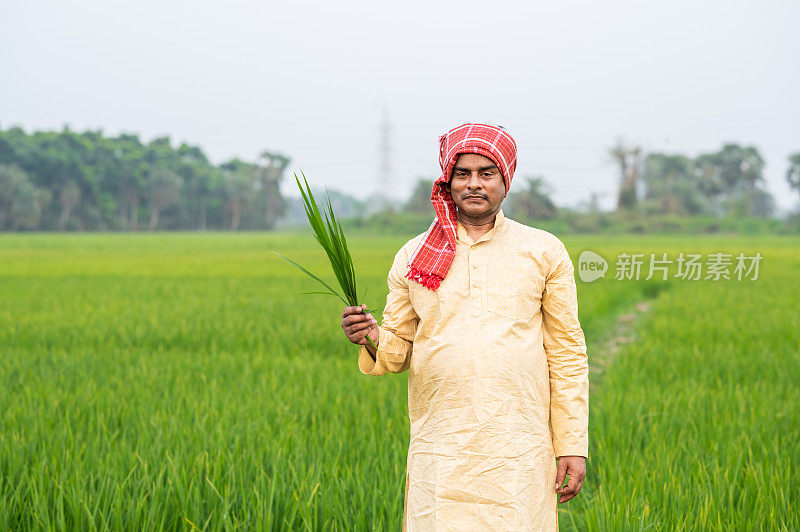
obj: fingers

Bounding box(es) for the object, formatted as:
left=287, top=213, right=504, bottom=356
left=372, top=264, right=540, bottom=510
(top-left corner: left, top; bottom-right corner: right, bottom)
left=342, top=305, right=373, bottom=319
left=341, top=305, right=363, bottom=317
left=555, top=459, right=586, bottom=504
left=341, top=304, right=370, bottom=315
left=345, top=319, right=374, bottom=336
left=557, top=475, right=582, bottom=503
left=353, top=325, right=374, bottom=345
left=342, top=305, right=377, bottom=344
left=342, top=314, right=367, bottom=326
left=554, top=459, right=567, bottom=492
left=342, top=312, right=376, bottom=327
left=344, top=322, right=374, bottom=345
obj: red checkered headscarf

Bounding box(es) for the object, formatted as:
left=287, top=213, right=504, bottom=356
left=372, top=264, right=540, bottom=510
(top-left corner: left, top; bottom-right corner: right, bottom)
left=406, top=123, right=518, bottom=290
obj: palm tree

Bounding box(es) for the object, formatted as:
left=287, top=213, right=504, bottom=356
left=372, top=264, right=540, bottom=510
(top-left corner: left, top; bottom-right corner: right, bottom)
left=609, top=138, right=643, bottom=211
left=257, top=151, right=290, bottom=229
left=510, top=176, right=557, bottom=219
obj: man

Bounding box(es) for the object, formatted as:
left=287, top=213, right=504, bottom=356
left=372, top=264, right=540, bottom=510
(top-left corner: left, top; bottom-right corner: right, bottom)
left=341, top=123, right=588, bottom=530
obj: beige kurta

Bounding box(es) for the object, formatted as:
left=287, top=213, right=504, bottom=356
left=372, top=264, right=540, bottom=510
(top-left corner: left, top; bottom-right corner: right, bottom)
left=358, top=209, right=589, bottom=531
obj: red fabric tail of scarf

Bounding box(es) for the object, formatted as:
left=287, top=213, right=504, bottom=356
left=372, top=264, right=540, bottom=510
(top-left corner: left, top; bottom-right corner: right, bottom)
left=405, top=266, right=443, bottom=290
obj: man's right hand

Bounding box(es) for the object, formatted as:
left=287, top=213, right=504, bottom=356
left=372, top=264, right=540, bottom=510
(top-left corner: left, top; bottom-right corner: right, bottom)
left=342, top=304, right=379, bottom=347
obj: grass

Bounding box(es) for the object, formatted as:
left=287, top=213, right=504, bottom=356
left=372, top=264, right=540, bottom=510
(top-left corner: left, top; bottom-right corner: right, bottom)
left=0, top=232, right=797, bottom=530
left=560, top=237, right=800, bottom=531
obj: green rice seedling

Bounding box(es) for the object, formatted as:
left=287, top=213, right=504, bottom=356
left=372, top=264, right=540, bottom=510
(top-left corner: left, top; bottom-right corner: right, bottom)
left=273, top=171, right=379, bottom=355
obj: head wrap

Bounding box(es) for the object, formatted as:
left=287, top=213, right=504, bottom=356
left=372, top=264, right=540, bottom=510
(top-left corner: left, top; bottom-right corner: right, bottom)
left=406, top=123, right=518, bottom=290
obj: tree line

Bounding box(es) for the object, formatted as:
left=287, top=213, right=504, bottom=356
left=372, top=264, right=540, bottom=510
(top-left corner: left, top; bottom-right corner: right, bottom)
left=610, top=140, right=800, bottom=218
left=0, top=126, right=289, bottom=231
left=404, top=141, right=800, bottom=221
left=2, top=125, right=799, bottom=232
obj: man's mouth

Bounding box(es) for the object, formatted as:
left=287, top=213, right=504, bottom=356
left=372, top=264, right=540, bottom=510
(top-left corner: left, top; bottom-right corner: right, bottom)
left=463, top=195, right=487, bottom=201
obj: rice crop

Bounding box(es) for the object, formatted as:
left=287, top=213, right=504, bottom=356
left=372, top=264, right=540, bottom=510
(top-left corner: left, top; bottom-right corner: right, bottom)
left=273, top=173, right=377, bottom=354
left=0, top=232, right=797, bottom=530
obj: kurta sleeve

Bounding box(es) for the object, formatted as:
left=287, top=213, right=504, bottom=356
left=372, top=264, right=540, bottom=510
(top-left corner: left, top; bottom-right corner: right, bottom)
left=541, top=242, right=589, bottom=458
left=357, top=244, right=418, bottom=376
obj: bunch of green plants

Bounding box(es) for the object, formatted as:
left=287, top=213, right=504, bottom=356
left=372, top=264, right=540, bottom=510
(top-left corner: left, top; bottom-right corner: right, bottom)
left=273, top=172, right=378, bottom=353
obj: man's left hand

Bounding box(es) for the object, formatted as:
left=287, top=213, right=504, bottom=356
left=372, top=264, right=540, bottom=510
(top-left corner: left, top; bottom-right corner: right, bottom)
left=554, top=455, right=586, bottom=503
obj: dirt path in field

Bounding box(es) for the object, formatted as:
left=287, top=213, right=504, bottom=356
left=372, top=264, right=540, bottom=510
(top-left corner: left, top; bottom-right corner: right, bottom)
left=589, top=300, right=652, bottom=384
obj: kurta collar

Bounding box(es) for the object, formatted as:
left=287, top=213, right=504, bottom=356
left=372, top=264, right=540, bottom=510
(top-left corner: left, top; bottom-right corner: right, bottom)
left=456, top=209, right=506, bottom=246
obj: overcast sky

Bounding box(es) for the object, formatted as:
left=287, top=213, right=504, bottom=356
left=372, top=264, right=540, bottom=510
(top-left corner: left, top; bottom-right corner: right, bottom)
left=2, top=0, right=798, bottom=212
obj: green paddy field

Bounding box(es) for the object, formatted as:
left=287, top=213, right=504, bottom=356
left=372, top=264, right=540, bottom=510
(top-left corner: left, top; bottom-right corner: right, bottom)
left=0, top=232, right=798, bottom=530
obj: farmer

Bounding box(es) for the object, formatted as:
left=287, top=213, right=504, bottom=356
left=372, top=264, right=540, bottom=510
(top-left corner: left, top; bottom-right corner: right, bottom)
left=341, top=123, right=588, bottom=530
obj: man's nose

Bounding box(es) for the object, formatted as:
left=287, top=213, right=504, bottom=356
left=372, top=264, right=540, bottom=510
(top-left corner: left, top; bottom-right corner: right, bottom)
left=467, top=173, right=482, bottom=188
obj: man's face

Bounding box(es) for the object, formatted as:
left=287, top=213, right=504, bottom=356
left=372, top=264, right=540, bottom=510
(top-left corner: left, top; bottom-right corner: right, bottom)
left=448, top=153, right=506, bottom=219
